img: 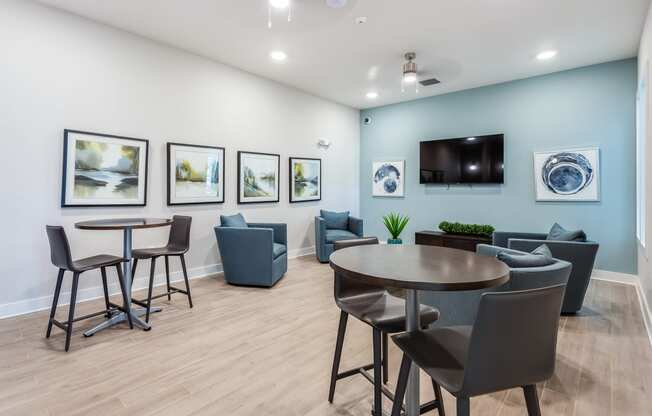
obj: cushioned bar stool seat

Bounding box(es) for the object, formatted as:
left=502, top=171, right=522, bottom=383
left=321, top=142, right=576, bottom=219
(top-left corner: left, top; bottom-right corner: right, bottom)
left=45, top=226, right=133, bottom=352
left=328, top=237, right=444, bottom=416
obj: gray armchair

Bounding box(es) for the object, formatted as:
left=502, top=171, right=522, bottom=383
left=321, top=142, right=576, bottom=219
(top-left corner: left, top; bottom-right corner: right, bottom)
left=214, top=221, right=287, bottom=287
left=493, top=231, right=599, bottom=313
left=421, top=244, right=572, bottom=327
left=315, top=212, right=363, bottom=263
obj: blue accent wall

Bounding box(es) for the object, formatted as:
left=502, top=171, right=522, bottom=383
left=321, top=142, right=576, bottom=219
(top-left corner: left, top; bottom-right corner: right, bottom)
left=360, top=59, right=637, bottom=274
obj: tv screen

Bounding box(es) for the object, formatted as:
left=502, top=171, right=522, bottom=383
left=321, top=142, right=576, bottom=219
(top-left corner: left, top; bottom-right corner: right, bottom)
left=420, top=134, right=504, bottom=184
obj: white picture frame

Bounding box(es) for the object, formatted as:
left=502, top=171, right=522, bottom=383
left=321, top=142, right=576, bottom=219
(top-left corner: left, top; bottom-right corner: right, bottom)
left=372, top=160, right=405, bottom=197
left=533, top=147, right=600, bottom=202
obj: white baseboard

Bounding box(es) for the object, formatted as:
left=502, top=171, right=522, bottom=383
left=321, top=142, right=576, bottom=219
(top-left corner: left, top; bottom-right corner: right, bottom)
left=0, top=246, right=316, bottom=320
left=591, top=269, right=652, bottom=347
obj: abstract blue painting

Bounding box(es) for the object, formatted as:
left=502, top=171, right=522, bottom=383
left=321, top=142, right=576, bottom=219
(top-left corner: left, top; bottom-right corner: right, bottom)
left=372, top=160, right=404, bottom=197
left=534, top=147, right=599, bottom=201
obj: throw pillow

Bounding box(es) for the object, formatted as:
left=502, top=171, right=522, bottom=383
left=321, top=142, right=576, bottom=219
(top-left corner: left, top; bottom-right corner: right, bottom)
left=320, top=210, right=349, bottom=230
left=547, top=223, right=587, bottom=242
left=497, top=244, right=555, bottom=268
left=220, top=213, right=248, bottom=228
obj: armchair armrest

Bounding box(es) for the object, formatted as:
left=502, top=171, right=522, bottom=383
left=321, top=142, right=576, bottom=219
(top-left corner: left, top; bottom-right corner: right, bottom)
left=476, top=244, right=527, bottom=258
left=348, top=216, right=364, bottom=237
left=248, top=223, right=287, bottom=245
left=492, top=231, right=548, bottom=248
left=315, top=216, right=327, bottom=244
left=508, top=239, right=599, bottom=261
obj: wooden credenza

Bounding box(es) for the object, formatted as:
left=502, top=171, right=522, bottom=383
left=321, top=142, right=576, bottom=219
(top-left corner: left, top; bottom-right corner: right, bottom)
left=415, top=231, right=492, bottom=252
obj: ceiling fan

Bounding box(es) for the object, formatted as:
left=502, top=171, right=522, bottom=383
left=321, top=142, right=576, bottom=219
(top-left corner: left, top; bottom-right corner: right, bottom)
left=268, top=0, right=348, bottom=28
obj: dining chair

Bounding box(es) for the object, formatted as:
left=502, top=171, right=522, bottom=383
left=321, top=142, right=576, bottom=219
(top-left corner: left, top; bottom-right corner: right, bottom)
left=390, top=284, right=567, bottom=416
left=131, top=215, right=193, bottom=322
left=45, top=226, right=132, bottom=352
left=328, top=238, right=445, bottom=416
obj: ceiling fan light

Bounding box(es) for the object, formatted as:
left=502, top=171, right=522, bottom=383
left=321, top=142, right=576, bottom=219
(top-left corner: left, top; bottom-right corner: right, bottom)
left=270, top=0, right=289, bottom=9
left=403, top=72, right=417, bottom=84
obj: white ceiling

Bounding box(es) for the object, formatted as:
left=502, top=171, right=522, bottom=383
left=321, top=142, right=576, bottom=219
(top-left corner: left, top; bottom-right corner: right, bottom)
left=38, top=0, right=650, bottom=109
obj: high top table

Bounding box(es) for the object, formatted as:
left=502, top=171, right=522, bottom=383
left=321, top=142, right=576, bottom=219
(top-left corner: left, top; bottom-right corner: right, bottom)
left=76, top=218, right=173, bottom=336
left=330, top=244, right=510, bottom=416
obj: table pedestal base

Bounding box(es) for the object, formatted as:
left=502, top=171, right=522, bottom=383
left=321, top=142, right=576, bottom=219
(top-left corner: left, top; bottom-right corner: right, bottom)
left=83, top=307, right=162, bottom=337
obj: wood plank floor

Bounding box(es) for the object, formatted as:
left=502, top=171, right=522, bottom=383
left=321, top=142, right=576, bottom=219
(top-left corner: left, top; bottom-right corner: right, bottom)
left=0, top=256, right=650, bottom=416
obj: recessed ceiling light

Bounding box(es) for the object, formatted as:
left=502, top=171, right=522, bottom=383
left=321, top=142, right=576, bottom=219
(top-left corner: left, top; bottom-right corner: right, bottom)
left=270, top=0, right=289, bottom=9
left=536, top=50, right=558, bottom=61
left=270, top=50, right=287, bottom=62
left=366, top=92, right=378, bottom=99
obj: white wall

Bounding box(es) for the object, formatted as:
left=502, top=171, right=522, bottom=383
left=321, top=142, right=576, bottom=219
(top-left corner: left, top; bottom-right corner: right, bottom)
left=0, top=0, right=360, bottom=317
left=637, top=2, right=652, bottom=330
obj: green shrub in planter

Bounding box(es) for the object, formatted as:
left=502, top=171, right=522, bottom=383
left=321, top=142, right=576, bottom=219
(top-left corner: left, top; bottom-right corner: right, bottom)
left=438, top=221, right=495, bottom=237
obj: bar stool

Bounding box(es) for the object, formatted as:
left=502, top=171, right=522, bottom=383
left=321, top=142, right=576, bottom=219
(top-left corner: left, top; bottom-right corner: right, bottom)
left=131, top=215, right=193, bottom=322
left=390, top=284, right=567, bottom=416
left=328, top=238, right=445, bottom=416
left=45, top=226, right=132, bottom=352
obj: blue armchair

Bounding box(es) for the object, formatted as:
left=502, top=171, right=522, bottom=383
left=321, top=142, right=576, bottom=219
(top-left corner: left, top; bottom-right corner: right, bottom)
left=421, top=244, right=572, bottom=327
left=214, top=215, right=287, bottom=287
left=493, top=231, right=599, bottom=313
left=315, top=210, right=363, bottom=263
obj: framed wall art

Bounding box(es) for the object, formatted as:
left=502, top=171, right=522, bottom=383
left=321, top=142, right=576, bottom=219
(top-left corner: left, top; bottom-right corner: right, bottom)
left=237, top=151, right=280, bottom=204
left=289, top=157, right=321, bottom=203
left=61, top=129, right=148, bottom=207
left=167, top=143, right=225, bottom=205
left=372, top=160, right=405, bottom=197
left=533, top=147, right=600, bottom=202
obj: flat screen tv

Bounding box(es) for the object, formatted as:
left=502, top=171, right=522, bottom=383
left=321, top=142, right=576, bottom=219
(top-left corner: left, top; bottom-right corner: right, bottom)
left=420, top=134, right=504, bottom=184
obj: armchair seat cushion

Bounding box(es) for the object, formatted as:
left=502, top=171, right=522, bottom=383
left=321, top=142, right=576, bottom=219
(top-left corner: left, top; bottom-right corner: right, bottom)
left=273, top=243, right=287, bottom=259
left=325, top=229, right=359, bottom=243
left=320, top=210, right=350, bottom=230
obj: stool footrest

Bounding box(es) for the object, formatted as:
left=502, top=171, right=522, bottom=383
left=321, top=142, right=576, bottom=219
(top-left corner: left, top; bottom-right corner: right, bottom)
left=132, top=286, right=190, bottom=305
left=336, top=363, right=374, bottom=380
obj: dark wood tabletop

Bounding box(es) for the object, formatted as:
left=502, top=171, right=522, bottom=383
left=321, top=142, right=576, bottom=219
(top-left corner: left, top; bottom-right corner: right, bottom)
left=75, top=218, right=173, bottom=230
left=329, top=244, right=510, bottom=291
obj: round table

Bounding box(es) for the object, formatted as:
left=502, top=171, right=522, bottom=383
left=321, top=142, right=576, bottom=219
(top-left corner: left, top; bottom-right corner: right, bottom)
left=76, top=218, right=172, bottom=335
left=329, top=244, right=510, bottom=416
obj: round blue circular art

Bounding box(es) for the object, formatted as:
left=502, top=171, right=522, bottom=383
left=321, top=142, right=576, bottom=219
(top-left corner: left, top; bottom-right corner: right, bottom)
left=541, top=152, right=594, bottom=195
left=374, top=163, right=401, bottom=195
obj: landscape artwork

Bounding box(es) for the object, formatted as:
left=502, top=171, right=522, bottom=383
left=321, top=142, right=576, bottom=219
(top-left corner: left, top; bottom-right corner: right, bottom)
left=167, top=143, right=225, bottom=205
left=61, top=130, right=148, bottom=207
left=289, top=157, right=321, bottom=202
left=533, top=147, right=600, bottom=201
left=238, top=151, right=280, bottom=204
left=372, top=160, right=405, bottom=197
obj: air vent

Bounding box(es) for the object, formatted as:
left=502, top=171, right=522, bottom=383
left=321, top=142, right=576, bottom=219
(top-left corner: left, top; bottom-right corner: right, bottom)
left=419, top=77, right=441, bottom=86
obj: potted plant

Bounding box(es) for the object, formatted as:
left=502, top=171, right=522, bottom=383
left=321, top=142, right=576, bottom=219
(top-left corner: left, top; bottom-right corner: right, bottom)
left=383, top=213, right=409, bottom=244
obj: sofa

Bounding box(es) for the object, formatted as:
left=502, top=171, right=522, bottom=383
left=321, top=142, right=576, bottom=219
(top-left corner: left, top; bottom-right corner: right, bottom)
left=492, top=227, right=599, bottom=314
left=214, top=214, right=287, bottom=287
left=421, top=244, right=572, bottom=327
left=315, top=210, right=363, bottom=263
